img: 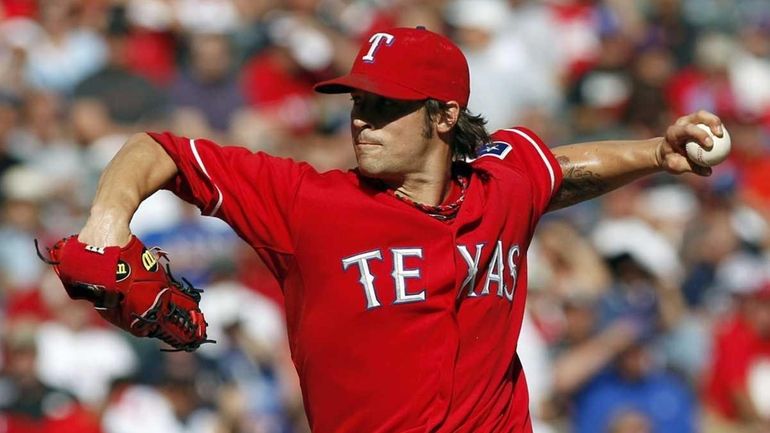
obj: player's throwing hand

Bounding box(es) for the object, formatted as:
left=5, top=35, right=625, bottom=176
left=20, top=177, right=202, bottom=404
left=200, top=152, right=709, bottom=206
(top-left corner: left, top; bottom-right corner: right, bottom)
left=657, top=110, right=727, bottom=176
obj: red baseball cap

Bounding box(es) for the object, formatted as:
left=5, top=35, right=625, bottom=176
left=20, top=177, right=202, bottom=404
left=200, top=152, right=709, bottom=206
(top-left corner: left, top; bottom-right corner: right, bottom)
left=314, top=27, right=470, bottom=107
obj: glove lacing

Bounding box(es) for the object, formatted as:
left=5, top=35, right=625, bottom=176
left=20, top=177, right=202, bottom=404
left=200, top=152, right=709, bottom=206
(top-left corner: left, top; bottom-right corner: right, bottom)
left=132, top=249, right=215, bottom=352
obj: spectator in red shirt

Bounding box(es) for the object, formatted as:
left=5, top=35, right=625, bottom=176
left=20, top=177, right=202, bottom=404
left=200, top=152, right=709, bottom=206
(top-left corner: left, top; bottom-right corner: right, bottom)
left=704, top=279, right=770, bottom=430
left=0, top=321, right=102, bottom=433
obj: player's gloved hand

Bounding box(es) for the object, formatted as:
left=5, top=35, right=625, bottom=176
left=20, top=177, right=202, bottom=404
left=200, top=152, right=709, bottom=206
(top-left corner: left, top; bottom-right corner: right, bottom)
left=36, top=235, right=214, bottom=352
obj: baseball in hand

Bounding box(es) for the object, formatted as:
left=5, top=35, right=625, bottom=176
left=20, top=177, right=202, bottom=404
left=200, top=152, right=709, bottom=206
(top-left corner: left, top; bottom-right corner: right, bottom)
left=685, top=123, right=731, bottom=167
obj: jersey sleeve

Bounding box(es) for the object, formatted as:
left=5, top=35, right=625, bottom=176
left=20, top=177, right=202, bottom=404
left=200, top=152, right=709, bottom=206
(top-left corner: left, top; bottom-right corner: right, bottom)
left=477, top=127, right=563, bottom=215
left=148, top=131, right=310, bottom=255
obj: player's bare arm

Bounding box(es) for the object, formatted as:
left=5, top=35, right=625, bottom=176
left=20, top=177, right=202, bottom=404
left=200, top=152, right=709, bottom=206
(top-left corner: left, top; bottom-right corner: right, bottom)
left=546, top=111, right=723, bottom=212
left=546, top=138, right=662, bottom=211
left=79, top=132, right=178, bottom=247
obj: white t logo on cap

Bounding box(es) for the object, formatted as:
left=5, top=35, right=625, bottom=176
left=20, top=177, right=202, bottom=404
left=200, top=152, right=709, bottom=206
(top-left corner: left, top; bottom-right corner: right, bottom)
left=362, top=32, right=395, bottom=63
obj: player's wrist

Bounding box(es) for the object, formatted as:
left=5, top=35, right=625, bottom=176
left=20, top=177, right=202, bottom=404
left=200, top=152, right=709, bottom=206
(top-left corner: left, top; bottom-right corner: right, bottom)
left=651, top=137, right=667, bottom=170
left=80, top=206, right=132, bottom=247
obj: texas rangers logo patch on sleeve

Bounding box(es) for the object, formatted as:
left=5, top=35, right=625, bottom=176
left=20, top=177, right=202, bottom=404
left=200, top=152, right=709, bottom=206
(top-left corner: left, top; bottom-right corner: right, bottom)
left=476, top=141, right=512, bottom=160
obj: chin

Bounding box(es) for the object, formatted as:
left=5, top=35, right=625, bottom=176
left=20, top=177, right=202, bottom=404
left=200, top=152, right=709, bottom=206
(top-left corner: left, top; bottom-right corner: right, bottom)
left=357, top=162, right=395, bottom=182
left=355, top=155, right=380, bottom=176
left=357, top=164, right=382, bottom=179
left=355, top=154, right=403, bottom=183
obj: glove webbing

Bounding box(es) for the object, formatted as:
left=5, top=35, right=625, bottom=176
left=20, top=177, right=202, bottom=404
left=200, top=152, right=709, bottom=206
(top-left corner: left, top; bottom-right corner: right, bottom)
left=131, top=260, right=215, bottom=352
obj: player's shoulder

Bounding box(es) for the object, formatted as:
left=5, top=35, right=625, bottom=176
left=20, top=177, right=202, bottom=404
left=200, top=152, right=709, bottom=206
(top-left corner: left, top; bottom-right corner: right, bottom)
left=472, top=126, right=546, bottom=164
left=316, top=167, right=356, bottom=182
left=300, top=166, right=361, bottom=192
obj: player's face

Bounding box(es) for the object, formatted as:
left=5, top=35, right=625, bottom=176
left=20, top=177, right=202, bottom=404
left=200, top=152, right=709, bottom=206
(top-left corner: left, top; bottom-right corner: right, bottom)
left=349, top=91, right=437, bottom=181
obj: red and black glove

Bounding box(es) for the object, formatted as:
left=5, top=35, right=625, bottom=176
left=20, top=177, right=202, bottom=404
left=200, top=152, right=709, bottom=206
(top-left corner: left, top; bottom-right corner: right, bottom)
left=36, top=235, right=214, bottom=352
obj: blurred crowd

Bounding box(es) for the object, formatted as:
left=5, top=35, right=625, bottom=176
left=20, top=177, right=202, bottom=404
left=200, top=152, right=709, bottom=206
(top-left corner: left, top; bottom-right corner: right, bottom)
left=0, top=0, right=769, bottom=432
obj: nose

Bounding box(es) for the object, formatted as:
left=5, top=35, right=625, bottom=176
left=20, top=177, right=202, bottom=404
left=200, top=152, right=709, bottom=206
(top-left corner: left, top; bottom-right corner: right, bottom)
left=352, top=117, right=370, bottom=129
left=351, top=105, right=372, bottom=131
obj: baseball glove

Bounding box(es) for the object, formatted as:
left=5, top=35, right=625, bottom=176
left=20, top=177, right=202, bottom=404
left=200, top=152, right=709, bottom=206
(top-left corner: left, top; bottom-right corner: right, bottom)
left=36, top=235, right=214, bottom=352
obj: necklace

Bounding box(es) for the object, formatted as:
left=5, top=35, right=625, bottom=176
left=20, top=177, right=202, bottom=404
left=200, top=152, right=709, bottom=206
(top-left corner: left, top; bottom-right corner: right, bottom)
left=390, top=174, right=469, bottom=221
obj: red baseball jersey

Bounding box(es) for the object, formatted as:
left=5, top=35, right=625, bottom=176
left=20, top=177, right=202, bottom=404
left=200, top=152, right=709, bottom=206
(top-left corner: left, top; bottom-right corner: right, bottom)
left=149, top=127, right=563, bottom=433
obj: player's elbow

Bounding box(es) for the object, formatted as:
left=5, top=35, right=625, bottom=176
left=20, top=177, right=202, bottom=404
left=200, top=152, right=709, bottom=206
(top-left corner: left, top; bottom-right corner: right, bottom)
left=125, top=132, right=160, bottom=152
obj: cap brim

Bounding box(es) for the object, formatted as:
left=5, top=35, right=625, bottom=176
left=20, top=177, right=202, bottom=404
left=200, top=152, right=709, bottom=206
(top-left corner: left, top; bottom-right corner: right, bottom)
left=313, top=73, right=428, bottom=101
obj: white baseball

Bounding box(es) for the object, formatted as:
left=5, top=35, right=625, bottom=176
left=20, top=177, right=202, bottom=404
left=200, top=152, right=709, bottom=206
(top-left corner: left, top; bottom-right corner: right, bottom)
left=685, top=123, right=731, bottom=167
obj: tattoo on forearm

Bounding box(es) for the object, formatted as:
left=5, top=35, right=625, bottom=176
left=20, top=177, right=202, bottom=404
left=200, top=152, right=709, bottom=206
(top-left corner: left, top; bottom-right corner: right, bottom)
left=548, top=156, right=609, bottom=211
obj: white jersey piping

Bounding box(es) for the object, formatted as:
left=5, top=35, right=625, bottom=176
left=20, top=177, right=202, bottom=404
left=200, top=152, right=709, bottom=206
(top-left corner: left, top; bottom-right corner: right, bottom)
left=190, top=138, right=224, bottom=216
left=504, top=128, right=556, bottom=195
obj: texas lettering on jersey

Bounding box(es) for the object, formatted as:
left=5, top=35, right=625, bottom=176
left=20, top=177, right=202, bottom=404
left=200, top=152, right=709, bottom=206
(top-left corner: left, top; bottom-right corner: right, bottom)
left=148, top=126, right=562, bottom=433
left=342, top=241, right=521, bottom=310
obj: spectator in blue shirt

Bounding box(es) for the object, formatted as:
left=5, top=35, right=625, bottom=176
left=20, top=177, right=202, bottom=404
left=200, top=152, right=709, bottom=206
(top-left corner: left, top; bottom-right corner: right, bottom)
left=572, top=341, right=697, bottom=433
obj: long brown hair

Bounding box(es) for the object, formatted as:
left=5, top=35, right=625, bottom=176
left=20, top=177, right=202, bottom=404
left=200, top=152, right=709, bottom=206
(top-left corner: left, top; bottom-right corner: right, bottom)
left=423, top=99, right=490, bottom=160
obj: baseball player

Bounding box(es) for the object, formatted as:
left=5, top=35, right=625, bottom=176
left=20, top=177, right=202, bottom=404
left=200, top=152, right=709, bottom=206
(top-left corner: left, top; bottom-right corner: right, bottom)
left=73, top=27, right=722, bottom=432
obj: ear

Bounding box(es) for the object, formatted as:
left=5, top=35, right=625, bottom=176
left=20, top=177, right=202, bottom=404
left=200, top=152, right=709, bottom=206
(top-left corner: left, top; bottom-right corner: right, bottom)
left=435, top=101, right=461, bottom=134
